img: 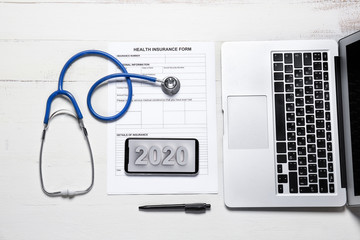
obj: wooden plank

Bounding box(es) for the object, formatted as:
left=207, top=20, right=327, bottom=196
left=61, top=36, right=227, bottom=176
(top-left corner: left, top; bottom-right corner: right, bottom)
left=0, top=2, right=359, bottom=41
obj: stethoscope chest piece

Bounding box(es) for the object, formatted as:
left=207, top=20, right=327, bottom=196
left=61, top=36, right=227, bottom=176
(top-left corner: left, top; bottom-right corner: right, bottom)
left=161, top=76, right=181, bottom=96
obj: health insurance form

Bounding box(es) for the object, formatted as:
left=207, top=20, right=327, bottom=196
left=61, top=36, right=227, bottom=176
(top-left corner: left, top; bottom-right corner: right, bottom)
left=107, top=42, right=217, bottom=194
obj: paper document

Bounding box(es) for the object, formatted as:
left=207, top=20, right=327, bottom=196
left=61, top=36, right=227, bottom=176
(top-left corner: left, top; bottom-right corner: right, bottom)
left=107, top=42, right=217, bottom=194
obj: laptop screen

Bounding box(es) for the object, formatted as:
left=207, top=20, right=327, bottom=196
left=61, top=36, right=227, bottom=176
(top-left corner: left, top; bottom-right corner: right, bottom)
left=346, top=40, right=360, bottom=196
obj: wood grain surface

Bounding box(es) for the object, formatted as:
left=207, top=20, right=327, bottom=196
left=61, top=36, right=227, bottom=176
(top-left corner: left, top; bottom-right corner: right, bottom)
left=0, top=1, right=360, bottom=240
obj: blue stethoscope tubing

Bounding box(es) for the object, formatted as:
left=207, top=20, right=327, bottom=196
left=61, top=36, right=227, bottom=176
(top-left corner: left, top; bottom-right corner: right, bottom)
left=43, top=49, right=157, bottom=124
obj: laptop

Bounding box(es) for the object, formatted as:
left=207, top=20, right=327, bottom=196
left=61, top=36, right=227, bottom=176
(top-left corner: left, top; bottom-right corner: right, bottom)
left=221, top=31, right=360, bottom=208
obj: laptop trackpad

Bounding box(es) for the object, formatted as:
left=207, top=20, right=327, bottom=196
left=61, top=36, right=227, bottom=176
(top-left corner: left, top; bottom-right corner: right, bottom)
left=227, top=96, right=269, bottom=149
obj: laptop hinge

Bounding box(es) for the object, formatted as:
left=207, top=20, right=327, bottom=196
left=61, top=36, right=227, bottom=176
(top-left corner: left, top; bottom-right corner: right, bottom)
left=334, top=56, right=347, bottom=188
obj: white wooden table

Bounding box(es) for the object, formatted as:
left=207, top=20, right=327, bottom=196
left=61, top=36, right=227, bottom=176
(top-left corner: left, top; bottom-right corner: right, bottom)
left=1, top=1, right=360, bottom=239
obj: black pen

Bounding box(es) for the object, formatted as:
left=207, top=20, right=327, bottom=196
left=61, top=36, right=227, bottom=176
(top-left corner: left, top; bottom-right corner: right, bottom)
left=139, top=203, right=211, bottom=213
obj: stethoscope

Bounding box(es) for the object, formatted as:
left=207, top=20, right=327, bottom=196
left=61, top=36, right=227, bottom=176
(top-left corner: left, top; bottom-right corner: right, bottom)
left=39, top=50, right=181, bottom=197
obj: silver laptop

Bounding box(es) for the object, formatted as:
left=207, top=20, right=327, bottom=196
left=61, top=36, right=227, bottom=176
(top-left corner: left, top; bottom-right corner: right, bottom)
left=221, top=31, right=360, bottom=207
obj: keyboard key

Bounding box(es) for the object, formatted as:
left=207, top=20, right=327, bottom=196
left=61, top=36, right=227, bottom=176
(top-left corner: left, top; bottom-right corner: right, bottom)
left=324, top=82, right=329, bottom=90
left=286, top=103, right=295, bottom=111
left=328, top=152, right=333, bottom=161
left=275, top=94, right=286, bottom=140
left=295, top=79, right=303, bottom=87
left=297, top=127, right=305, bottom=136
left=305, top=86, right=313, bottom=95
left=274, top=73, right=284, bottom=81
left=297, top=137, right=306, bottom=145
left=296, top=117, right=305, bottom=126
left=298, top=147, right=306, bottom=155
left=287, top=113, right=295, bottom=121
left=285, top=65, right=293, bottom=73
left=315, top=100, right=324, bottom=109
left=316, top=110, right=324, bottom=118
left=278, top=174, right=288, bottom=183
left=285, top=84, right=294, bottom=92
left=314, top=81, right=323, bottom=89
left=289, top=172, right=298, bottom=193
left=325, top=102, right=330, bottom=110
left=299, top=177, right=308, bottom=185
left=309, top=174, right=318, bottom=183
left=277, top=155, right=287, bottom=163
left=317, top=139, right=326, bottom=148
left=326, top=122, right=331, bottom=131
left=295, top=89, right=304, bottom=97
left=298, top=157, right=307, bottom=165
left=318, top=149, right=326, bottom=158
left=313, top=52, right=321, bottom=61
left=307, top=144, right=316, bottom=153
left=277, top=164, right=283, bottom=173
left=327, top=132, right=332, bottom=141
left=287, top=122, right=295, bottom=131
left=278, top=184, right=284, bottom=193
left=308, top=154, right=316, bottom=163
left=304, top=67, right=312, bottom=75
left=296, top=98, right=304, bottom=106
left=288, top=142, right=296, bottom=150
left=319, top=169, right=327, bottom=178
left=285, top=74, right=294, bottom=83
left=329, top=184, right=335, bottom=193
left=318, top=159, right=327, bottom=168
left=319, top=179, right=328, bottom=193
left=305, top=95, right=314, bottom=104
left=274, top=63, right=283, bottom=71
left=324, top=72, right=329, bottom=80
left=314, top=62, right=322, bottom=70
left=286, top=93, right=294, bottom=102
left=327, top=142, right=332, bottom=151
left=273, top=53, right=283, bottom=61
left=295, top=69, right=303, bottom=78
left=288, top=162, right=297, bottom=170
left=294, top=53, right=302, bottom=68
left=299, top=167, right=307, bottom=175
left=324, top=92, right=330, bottom=100
left=307, top=134, right=315, bottom=143
left=288, top=152, right=297, bottom=160
left=303, top=53, right=312, bottom=66
left=296, top=108, right=304, bottom=116
left=306, top=124, right=315, bottom=133
left=325, top=112, right=331, bottom=121
left=275, top=82, right=284, bottom=92
left=300, top=184, right=318, bottom=193
left=308, top=164, right=317, bottom=173
left=277, top=142, right=286, bottom=153
left=306, top=105, right=314, bottom=114
left=287, top=132, right=296, bottom=141
left=314, top=72, right=322, bottom=80
left=323, top=52, right=328, bottom=61
left=306, top=115, right=314, bottom=123
left=305, top=76, right=313, bottom=85
left=323, top=62, right=328, bottom=71
left=315, top=91, right=323, bottom=99
left=317, top=129, right=325, bottom=138
left=284, top=53, right=293, bottom=63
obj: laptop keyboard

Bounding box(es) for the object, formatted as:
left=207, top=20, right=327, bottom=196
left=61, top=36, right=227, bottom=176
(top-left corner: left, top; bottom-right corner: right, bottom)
left=272, top=51, right=335, bottom=194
